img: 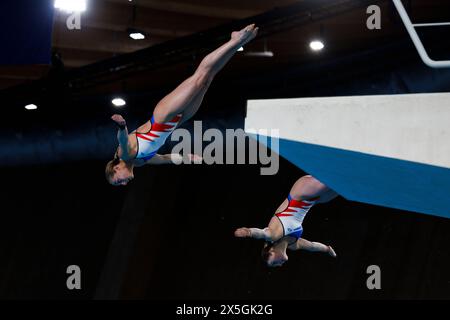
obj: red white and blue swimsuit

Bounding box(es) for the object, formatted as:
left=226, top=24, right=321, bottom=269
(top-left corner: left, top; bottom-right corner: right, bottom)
left=274, top=194, right=318, bottom=241
left=134, top=114, right=182, bottom=161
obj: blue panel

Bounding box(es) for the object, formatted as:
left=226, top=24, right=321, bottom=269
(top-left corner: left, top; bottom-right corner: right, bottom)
left=0, top=0, right=54, bottom=65
left=255, top=134, right=450, bottom=218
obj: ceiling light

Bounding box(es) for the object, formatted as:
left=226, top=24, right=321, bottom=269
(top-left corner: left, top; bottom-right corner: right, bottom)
left=309, top=40, right=325, bottom=51
left=25, top=104, right=38, bottom=110
left=244, top=51, right=274, bottom=58
left=129, top=32, right=145, bottom=40
left=54, top=0, right=87, bottom=13
left=112, top=98, right=126, bottom=107
left=127, top=28, right=146, bottom=40
left=244, top=39, right=273, bottom=57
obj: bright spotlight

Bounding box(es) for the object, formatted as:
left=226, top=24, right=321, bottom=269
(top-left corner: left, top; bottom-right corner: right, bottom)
left=129, top=32, right=145, bottom=40
left=54, top=0, right=87, bottom=13
left=309, top=40, right=325, bottom=51
left=238, top=47, right=244, bottom=52
left=25, top=104, right=38, bottom=110
left=112, top=98, right=126, bottom=107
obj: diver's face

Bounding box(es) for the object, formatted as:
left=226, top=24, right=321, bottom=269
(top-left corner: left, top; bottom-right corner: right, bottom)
left=266, top=248, right=288, bottom=268
left=111, top=162, right=134, bottom=186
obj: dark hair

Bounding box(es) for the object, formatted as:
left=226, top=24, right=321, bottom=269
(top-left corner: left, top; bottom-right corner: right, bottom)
left=261, top=242, right=274, bottom=264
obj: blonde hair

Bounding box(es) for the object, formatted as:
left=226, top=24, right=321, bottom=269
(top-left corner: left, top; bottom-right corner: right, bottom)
left=105, top=155, right=121, bottom=183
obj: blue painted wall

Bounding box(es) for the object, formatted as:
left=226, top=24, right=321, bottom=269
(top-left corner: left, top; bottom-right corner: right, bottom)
left=0, top=0, right=54, bottom=65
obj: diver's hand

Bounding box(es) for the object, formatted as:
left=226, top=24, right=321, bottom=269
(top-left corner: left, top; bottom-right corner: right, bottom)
left=234, top=227, right=252, bottom=238
left=231, top=24, right=258, bottom=47
left=328, top=245, right=337, bottom=258
left=111, top=114, right=126, bottom=127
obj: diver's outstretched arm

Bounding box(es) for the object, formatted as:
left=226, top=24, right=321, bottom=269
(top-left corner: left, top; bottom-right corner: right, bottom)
left=289, top=238, right=337, bottom=257
left=111, top=114, right=132, bottom=160
left=234, top=227, right=273, bottom=242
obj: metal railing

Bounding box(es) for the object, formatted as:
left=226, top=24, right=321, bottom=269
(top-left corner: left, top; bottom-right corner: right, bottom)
left=393, top=0, right=450, bottom=68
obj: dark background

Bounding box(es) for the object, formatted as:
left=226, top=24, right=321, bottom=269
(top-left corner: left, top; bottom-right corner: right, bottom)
left=1, top=0, right=450, bottom=300
left=0, top=0, right=53, bottom=65
left=3, top=59, right=450, bottom=299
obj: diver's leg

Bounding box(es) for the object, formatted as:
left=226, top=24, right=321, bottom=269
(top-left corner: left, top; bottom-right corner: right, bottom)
left=153, top=24, right=258, bottom=123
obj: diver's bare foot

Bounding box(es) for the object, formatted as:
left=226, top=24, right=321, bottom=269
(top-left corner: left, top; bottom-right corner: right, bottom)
left=231, top=24, right=258, bottom=47
left=234, top=227, right=252, bottom=238
left=111, top=114, right=126, bottom=127
left=328, top=246, right=337, bottom=258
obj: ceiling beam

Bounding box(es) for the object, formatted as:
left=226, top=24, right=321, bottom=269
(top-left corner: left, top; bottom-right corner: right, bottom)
left=0, top=66, right=49, bottom=79
left=52, top=24, right=169, bottom=54
left=80, top=0, right=227, bottom=32
left=1, top=0, right=386, bottom=105
left=53, top=13, right=193, bottom=38
left=0, top=79, right=26, bottom=90
left=50, top=48, right=116, bottom=68
left=66, top=0, right=387, bottom=86
left=103, top=0, right=260, bottom=19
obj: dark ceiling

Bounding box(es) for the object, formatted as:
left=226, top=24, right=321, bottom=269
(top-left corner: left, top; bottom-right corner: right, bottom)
left=1, top=0, right=450, bottom=112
